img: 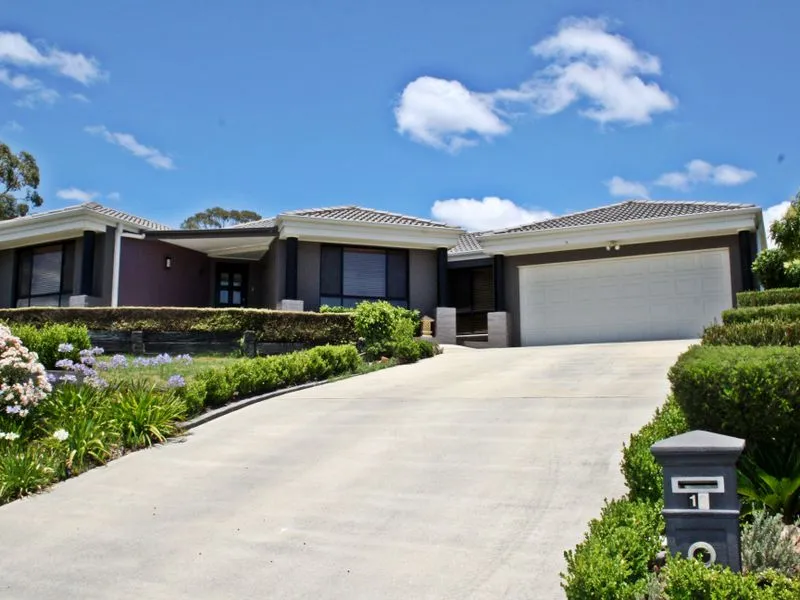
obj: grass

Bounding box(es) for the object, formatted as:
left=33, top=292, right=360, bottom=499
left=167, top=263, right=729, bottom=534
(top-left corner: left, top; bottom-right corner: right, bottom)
left=99, top=354, right=241, bottom=386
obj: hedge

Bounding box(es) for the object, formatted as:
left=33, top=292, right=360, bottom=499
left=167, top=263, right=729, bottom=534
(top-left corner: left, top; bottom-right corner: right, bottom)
left=179, top=344, right=362, bottom=413
left=621, top=397, right=688, bottom=504
left=737, top=288, right=800, bottom=307
left=669, top=345, right=800, bottom=453
left=8, top=323, right=91, bottom=369
left=703, top=321, right=800, bottom=346
left=0, top=307, right=356, bottom=344
left=722, top=304, right=800, bottom=324
left=657, top=558, right=800, bottom=599
left=561, top=497, right=664, bottom=599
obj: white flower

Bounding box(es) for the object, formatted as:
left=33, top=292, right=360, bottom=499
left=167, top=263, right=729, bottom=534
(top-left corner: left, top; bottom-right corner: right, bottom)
left=52, top=429, right=69, bottom=442
left=3, top=432, right=20, bottom=441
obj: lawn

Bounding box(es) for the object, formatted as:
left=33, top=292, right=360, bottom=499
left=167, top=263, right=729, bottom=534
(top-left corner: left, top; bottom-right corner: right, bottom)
left=97, top=354, right=241, bottom=387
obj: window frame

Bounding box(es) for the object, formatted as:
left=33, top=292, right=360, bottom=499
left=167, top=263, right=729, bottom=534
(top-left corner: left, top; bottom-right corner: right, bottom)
left=14, top=240, right=76, bottom=307
left=319, top=244, right=410, bottom=308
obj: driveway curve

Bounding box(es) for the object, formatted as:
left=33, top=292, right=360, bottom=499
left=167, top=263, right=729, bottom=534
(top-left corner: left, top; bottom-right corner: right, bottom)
left=0, top=341, right=690, bottom=600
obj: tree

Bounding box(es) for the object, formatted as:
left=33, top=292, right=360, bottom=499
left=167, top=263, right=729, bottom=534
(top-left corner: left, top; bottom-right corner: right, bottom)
left=0, top=141, right=43, bottom=220
left=752, top=190, right=800, bottom=289
left=770, top=190, right=800, bottom=257
left=180, top=207, right=263, bottom=229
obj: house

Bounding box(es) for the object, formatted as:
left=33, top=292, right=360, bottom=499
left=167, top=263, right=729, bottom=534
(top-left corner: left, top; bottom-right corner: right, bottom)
left=0, top=199, right=766, bottom=347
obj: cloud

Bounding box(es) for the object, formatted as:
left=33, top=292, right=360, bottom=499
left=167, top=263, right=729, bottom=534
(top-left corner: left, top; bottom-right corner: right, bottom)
left=15, top=88, right=60, bottom=108
left=395, top=17, right=676, bottom=150
left=1, top=120, right=23, bottom=132
left=70, top=92, right=89, bottom=103
left=394, top=76, right=509, bottom=152
left=606, top=176, right=649, bottom=198
left=431, top=197, right=553, bottom=231
left=655, top=159, right=756, bottom=191
left=763, top=201, right=791, bottom=248
left=0, top=66, right=60, bottom=107
left=0, top=31, right=104, bottom=85
left=56, top=187, right=99, bottom=202
left=106, top=192, right=121, bottom=201
left=85, top=125, right=176, bottom=170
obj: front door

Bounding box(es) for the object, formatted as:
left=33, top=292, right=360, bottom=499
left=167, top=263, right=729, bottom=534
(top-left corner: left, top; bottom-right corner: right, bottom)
left=215, top=263, right=248, bottom=307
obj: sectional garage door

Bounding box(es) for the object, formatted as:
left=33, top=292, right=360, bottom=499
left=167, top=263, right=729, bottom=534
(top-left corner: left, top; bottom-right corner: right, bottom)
left=518, top=249, right=733, bottom=346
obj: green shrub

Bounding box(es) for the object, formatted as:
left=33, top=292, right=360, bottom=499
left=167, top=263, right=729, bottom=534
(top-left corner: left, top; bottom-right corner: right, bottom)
left=669, top=345, right=800, bottom=455
left=9, top=323, right=91, bottom=369
left=738, top=288, right=800, bottom=307
left=416, top=339, right=440, bottom=359
left=561, top=498, right=664, bottom=599
left=741, top=509, right=800, bottom=576
left=657, top=557, right=800, bottom=599
left=353, top=301, right=421, bottom=361
left=752, top=248, right=798, bottom=290
left=702, top=321, right=800, bottom=346
left=111, top=383, right=187, bottom=448
left=621, top=397, right=689, bottom=503
left=0, top=307, right=356, bottom=345
left=723, top=304, right=800, bottom=324
left=318, top=305, right=353, bottom=314
left=739, top=443, right=800, bottom=524
left=0, top=443, right=58, bottom=503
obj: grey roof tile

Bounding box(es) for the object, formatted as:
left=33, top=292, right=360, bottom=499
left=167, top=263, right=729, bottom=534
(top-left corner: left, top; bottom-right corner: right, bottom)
left=485, top=200, right=756, bottom=235
left=228, top=216, right=277, bottom=229
left=285, top=205, right=456, bottom=229
left=449, top=232, right=486, bottom=255
left=84, top=202, right=170, bottom=231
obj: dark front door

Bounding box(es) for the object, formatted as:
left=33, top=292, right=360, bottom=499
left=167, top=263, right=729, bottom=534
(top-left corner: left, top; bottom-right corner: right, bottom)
left=215, top=263, right=248, bottom=307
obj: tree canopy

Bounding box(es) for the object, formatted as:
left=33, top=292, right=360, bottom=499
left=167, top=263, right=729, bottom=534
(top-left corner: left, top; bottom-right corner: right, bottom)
left=180, top=207, right=263, bottom=229
left=0, top=141, right=43, bottom=220
left=752, top=190, right=800, bottom=288
left=770, top=191, right=800, bottom=257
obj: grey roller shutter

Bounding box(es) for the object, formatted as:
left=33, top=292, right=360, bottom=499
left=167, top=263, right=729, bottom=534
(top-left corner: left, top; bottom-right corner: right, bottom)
left=30, top=248, right=63, bottom=295
left=343, top=249, right=386, bottom=297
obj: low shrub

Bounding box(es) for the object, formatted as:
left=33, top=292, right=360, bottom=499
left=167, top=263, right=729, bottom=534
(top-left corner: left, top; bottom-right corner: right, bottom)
left=723, top=304, right=800, bottom=324
left=9, top=323, right=91, bottom=369
left=0, top=443, right=58, bottom=503
left=0, top=325, right=51, bottom=421
left=738, top=288, right=800, bottom=307
left=181, top=344, right=361, bottom=410
left=0, top=307, right=356, bottom=345
left=669, top=345, right=800, bottom=455
left=738, top=443, right=800, bottom=524
left=561, top=498, right=664, bottom=599
left=741, top=509, right=800, bottom=576
left=111, top=383, right=187, bottom=448
left=353, top=301, right=422, bottom=361
left=702, top=321, right=800, bottom=346
left=621, top=397, right=689, bottom=503
left=318, top=305, right=353, bottom=314
left=416, top=339, right=440, bottom=359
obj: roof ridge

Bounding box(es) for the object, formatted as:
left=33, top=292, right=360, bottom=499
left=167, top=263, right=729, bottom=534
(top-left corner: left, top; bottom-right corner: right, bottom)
left=486, top=200, right=633, bottom=236
left=630, top=199, right=757, bottom=208
left=285, top=205, right=452, bottom=227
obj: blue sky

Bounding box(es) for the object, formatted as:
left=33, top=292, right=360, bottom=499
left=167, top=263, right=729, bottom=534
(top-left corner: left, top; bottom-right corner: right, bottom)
left=1, top=0, right=798, bottom=232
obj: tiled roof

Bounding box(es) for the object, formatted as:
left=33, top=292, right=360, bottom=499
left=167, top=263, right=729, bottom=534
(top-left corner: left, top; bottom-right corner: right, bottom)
left=449, top=232, right=486, bottom=255
left=83, top=203, right=170, bottom=231
left=487, top=200, right=756, bottom=235
left=227, top=216, right=277, bottom=229
left=285, top=205, right=456, bottom=229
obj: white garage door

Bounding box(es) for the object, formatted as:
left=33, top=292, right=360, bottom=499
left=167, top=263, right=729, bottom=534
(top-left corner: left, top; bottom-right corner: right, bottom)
left=519, top=249, right=733, bottom=346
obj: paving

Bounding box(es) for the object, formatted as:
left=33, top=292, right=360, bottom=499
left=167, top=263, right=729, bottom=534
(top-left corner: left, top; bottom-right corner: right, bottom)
left=0, top=340, right=691, bottom=600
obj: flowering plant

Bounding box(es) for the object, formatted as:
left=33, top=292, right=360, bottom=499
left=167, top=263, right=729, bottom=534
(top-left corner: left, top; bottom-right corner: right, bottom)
left=0, top=325, right=51, bottom=419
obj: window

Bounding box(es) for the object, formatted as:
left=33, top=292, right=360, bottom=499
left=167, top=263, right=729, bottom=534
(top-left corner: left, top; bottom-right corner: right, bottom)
left=16, top=242, right=76, bottom=307
left=320, top=245, right=408, bottom=307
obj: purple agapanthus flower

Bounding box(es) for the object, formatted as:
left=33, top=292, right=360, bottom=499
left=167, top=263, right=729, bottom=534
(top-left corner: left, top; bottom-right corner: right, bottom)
left=175, top=354, right=193, bottom=364
left=85, top=376, right=108, bottom=390
left=55, top=358, right=74, bottom=369
left=57, top=343, right=74, bottom=353
left=132, top=357, right=152, bottom=368
left=110, top=354, right=128, bottom=368
left=61, top=374, right=78, bottom=383
left=166, top=374, right=186, bottom=388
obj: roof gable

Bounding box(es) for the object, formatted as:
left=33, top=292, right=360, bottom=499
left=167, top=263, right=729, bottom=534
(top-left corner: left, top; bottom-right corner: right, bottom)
left=284, top=205, right=456, bottom=229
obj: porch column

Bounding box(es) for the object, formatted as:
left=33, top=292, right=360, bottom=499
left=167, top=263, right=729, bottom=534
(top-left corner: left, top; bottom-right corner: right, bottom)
left=436, top=247, right=449, bottom=306
left=279, top=237, right=304, bottom=311
left=80, top=230, right=96, bottom=295
left=493, top=254, right=506, bottom=312
left=488, top=254, right=510, bottom=347
left=435, top=247, right=455, bottom=344
left=738, top=230, right=755, bottom=291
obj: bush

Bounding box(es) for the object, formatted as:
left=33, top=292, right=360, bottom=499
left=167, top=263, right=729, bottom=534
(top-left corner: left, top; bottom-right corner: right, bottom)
left=0, top=443, right=58, bottom=503
left=669, top=345, right=800, bottom=455
left=111, top=383, right=187, bottom=448
left=416, top=339, right=440, bottom=359
left=181, top=344, right=361, bottom=409
left=621, top=397, right=689, bottom=503
left=561, top=498, right=664, bottom=599
left=353, top=301, right=422, bottom=361
left=0, top=325, right=51, bottom=421
left=0, top=307, right=355, bottom=345
left=8, top=323, right=91, bottom=370
left=741, top=509, right=800, bottom=576
left=738, top=288, right=800, bottom=307
left=318, top=305, right=353, bottom=314
left=752, top=248, right=799, bottom=290
left=723, top=304, right=800, bottom=324
left=702, top=321, right=800, bottom=346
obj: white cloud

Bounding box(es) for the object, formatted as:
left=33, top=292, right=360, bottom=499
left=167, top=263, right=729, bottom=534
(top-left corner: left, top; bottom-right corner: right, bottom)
left=606, top=176, right=649, bottom=198
left=763, top=201, right=791, bottom=248
left=0, top=31, right=104, bottom=85
left=106, top=192, right=121, bottom=201
left=431, top=197, right=553, bottom=231
left=70, top=92, right=89, bottom=103
left=15, top=88, right=60, bottom=108
left=0, top=66, right=60, bottom=107
left=396, top=17, right=676, bottom=150
left=1, top=120, right=23, bottom=132
left=85, top=125, right=176, bottom=170
left=56, top=187, right=99, bottom=202
left=394, top=76, right=509, bottom=152
left=655, top=159, right=756, bottom=191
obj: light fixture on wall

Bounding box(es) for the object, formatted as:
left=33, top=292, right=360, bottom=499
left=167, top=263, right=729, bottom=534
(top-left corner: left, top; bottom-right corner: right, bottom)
left=605, top=241, right=621, bottom=252
left=165, top=255, right=172, bottom=269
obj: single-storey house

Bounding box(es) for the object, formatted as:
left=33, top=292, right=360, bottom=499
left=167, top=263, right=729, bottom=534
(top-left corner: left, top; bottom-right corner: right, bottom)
left=0, top=199, right=766, bottom=347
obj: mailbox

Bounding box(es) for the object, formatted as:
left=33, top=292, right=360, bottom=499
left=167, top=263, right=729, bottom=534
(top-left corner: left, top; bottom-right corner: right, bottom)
left=651, top=429, right=745, bottom=571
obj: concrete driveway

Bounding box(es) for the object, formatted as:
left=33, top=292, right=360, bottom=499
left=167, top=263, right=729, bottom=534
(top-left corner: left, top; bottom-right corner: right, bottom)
left=0, top=341, right=690, bottom=600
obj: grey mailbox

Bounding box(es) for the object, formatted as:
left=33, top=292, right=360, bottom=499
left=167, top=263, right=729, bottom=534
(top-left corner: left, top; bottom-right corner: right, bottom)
left=651, top=429, right=745, bottom=571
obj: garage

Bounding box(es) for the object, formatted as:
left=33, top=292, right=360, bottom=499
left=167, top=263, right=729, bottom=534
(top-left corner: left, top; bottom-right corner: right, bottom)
left=518, top=248, right=733, bottom=346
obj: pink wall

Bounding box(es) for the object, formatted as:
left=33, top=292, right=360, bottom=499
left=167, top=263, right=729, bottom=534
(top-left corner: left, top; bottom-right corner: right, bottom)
left=119, top=238, right=211, bottom=307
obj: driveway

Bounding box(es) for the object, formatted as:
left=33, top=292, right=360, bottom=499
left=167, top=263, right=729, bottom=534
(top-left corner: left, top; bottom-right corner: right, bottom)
left=0, top=341, right=690, bottom=600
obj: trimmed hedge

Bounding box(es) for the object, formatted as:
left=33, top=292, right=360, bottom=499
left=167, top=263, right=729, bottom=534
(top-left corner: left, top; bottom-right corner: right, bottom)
left=669, top=345, right=800, bottom=453
left=621, top=397, right=688, bottom=503
left=179, top=344, right=361, bottom=413
left=658, top=558, right=800, bottom=599
left=9, top=323, right=91, bottom=369
left=703, top=321, right=800, bottom=346
left=0, top=307, right=355, bottom=344
left=561, top=498, right=664, bottom=599
left=723, top=304, right=800, bottom=324
left=738, top=288, right=800, bottom=307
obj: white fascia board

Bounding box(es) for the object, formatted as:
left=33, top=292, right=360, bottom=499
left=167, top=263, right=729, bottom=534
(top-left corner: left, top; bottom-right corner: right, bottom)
left=478, top=209, right=761, bottom=256
left=278, top=215, right=464, bottom=249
